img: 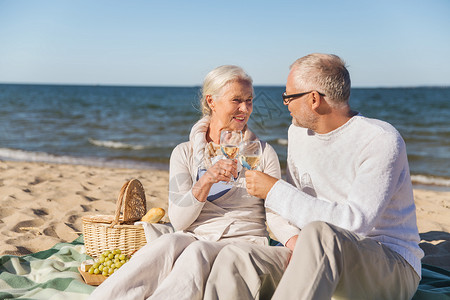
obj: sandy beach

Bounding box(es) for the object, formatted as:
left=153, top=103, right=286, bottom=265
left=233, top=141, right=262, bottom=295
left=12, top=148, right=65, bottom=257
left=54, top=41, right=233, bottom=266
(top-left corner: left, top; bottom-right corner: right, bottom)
left=1, top=160, right=449, bottom=271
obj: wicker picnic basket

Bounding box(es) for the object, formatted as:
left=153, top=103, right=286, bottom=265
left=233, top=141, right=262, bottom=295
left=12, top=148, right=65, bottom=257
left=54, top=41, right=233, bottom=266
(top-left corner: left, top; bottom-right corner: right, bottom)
left=82, top=179, right=147, bottom=258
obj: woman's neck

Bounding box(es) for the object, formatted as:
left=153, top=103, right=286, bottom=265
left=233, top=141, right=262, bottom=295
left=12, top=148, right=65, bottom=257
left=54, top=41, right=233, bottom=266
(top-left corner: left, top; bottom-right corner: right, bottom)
left=206, top=119, right=221, bottom=144
left=206, top=117, right=247, bottom=144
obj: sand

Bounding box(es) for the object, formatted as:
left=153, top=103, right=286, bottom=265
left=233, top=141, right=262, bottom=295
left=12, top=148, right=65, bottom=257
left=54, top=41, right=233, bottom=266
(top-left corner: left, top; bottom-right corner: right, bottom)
left=1, top=160, right=449, bottom=271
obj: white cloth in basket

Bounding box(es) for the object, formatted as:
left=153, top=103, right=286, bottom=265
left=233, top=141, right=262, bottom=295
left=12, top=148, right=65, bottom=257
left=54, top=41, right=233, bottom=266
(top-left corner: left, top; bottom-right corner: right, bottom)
left=134, top=222, right=175, bottom=242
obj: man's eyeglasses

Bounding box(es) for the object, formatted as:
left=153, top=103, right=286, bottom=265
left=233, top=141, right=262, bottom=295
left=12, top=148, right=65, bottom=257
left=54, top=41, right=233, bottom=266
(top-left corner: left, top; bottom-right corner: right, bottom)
left=282, top=91, right=325, bottom=105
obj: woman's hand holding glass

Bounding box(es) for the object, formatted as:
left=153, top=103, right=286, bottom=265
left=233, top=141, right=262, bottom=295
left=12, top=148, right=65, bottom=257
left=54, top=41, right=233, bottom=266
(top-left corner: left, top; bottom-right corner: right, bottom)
left=206, top=158, right=238, bottom=184
left=193, top=158, right=238, bottom=203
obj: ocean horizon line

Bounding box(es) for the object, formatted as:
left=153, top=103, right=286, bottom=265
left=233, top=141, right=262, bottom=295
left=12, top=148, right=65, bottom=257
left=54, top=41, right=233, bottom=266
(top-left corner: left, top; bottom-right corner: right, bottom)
left=1, top=82, right=449, bottom=89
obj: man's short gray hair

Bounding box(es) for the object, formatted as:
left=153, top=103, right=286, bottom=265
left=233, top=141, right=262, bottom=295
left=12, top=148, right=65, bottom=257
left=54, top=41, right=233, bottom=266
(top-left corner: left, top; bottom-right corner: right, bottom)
left=290, top=53, right=351, bottom=107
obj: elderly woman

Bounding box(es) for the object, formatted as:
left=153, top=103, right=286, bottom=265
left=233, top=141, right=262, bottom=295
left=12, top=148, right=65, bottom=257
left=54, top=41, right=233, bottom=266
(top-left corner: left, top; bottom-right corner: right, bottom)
left=89, top=65, right=299, bottom=300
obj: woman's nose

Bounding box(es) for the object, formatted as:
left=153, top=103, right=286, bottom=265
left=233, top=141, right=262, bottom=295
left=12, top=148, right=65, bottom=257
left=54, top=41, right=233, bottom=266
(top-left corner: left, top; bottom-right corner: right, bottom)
left=239, top=102, right=251, bottom=113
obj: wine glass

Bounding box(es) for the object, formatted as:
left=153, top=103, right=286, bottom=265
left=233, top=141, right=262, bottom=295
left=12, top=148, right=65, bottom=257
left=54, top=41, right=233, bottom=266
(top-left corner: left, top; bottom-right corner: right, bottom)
left=239, top=140, right=262, bottom=197
left=239, top=140, right=262, bottom=171
left=220, top=130, right=242, bottom=182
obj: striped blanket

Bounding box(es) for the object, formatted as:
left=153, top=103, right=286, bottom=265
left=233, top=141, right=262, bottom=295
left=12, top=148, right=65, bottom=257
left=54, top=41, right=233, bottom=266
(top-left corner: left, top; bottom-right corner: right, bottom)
left=0, top=236, right=95, bottom=299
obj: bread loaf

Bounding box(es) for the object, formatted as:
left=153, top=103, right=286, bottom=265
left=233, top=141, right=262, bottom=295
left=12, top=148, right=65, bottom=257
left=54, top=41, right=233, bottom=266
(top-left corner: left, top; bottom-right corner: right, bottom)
left=141, top=207, right=165, bottom=223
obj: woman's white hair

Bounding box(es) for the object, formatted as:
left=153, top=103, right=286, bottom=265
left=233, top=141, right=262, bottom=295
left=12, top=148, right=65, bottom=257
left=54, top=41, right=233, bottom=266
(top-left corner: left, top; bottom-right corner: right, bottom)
left=200, top=65, right=253, bottom=116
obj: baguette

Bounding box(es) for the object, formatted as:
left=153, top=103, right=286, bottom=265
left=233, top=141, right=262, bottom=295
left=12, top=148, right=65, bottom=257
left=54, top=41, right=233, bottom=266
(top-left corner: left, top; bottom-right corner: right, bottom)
left=141, top=207, right=165, bottom=223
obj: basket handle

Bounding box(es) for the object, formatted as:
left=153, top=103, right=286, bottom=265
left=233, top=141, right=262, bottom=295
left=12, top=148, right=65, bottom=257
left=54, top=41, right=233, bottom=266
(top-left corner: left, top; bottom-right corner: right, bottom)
left=110, top=180, right=130, bottom=227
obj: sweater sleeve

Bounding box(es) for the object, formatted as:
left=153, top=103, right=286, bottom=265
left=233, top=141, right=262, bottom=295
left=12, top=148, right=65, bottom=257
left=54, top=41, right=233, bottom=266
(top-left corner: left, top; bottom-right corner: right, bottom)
left=167, top=143, right=205, bottom=231
left=265, top=131, right=408, bottom=236
left=262, top=142, right=302, bottom=244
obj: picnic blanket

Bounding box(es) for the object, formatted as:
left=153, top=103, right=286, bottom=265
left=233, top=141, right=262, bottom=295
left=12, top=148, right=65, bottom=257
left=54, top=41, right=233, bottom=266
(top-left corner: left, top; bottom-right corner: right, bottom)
left=413, top=264, right=450, bottom=300
left=1, top=235, right=449, bottom=299
left=0, top=236, right=94, bottom=299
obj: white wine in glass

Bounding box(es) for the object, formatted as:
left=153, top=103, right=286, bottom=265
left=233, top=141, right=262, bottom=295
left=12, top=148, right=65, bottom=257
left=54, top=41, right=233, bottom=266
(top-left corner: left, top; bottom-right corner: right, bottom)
left=221, top=145, right=239, bottom=159
left=220, top=130, right=242, bottom=159
left=241, top=155, right=260, bottom=170
left=239, top=140, right=262, bottom=170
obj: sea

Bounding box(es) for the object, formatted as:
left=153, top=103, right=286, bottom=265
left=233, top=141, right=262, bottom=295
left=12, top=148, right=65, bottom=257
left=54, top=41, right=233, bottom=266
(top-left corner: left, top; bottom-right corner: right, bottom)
left=0, top=84, right=449, bottom=190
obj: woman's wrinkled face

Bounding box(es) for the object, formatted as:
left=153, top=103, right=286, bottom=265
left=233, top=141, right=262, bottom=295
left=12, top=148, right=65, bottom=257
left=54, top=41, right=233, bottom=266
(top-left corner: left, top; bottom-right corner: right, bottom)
left=209, top=80, right=253, bottom=131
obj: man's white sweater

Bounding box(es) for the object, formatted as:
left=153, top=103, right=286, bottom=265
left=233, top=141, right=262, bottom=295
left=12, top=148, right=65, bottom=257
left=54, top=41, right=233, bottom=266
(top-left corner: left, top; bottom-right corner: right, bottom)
left=266, top=115, right=424, bottom=277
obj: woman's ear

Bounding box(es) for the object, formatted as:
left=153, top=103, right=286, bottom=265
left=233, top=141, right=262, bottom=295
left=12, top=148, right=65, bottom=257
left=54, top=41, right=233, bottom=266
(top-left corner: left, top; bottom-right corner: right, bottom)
left=206, top=95, right=215, bottom=112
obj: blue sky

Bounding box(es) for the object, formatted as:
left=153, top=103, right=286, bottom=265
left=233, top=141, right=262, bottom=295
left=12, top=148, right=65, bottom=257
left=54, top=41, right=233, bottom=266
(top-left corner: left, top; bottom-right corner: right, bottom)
left=0, top=0, right=449, bottom=87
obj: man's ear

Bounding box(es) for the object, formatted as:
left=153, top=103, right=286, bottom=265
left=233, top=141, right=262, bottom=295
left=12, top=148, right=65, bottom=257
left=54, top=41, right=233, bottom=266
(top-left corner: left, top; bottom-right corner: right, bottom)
left=206, top=95, right=215, bottom=111
left=312, top=92, right=332, bottom=115
left=311, top=91, right=322, bottom=111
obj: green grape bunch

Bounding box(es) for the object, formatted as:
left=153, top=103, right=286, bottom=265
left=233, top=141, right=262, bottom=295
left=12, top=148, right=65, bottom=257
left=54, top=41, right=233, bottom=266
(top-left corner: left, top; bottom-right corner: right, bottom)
left=88, top=249, right=131, bottom=276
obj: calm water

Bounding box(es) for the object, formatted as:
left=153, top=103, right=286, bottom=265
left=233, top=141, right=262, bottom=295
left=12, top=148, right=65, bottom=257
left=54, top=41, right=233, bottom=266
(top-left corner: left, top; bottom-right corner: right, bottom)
left=0, top=84, right=449, bottom=188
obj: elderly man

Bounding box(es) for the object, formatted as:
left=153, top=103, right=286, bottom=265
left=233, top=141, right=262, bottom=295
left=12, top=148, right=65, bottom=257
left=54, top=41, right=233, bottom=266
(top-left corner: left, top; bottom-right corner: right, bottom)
left=242, top=53, right=423, bottom=299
